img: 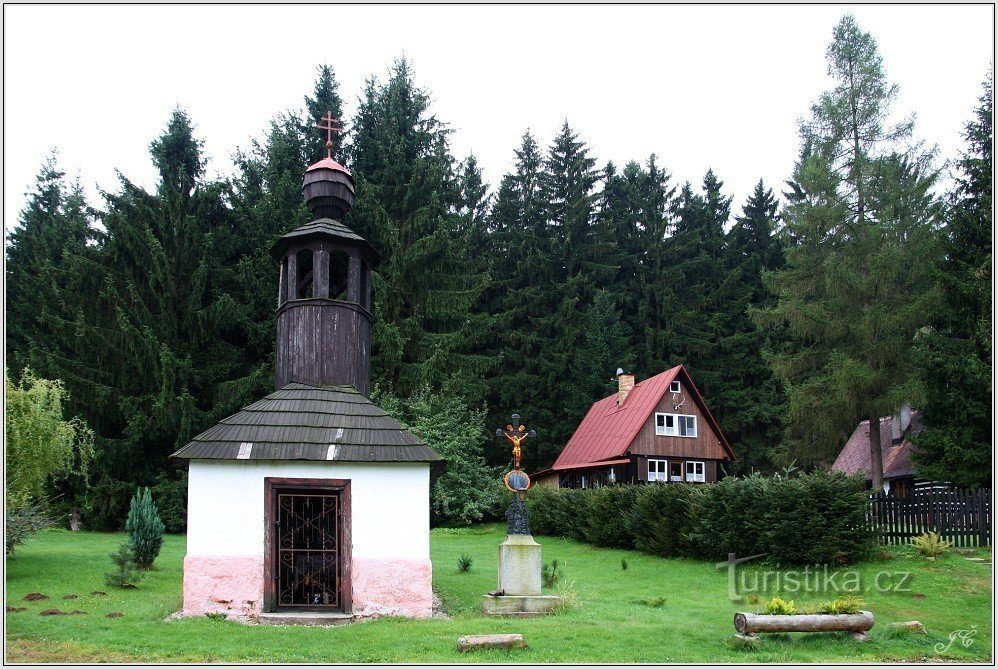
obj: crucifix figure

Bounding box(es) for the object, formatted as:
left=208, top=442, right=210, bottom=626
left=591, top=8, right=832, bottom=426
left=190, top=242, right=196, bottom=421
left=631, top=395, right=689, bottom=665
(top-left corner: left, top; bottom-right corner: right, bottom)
left=497, top=414, right=536, bottom=471
left=316, top=111, right=345, bottom=159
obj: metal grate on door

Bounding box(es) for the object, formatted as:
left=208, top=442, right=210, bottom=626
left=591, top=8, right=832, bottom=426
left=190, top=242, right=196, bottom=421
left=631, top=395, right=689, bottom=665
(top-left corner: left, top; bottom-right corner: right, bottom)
left=276, top=492, right=341, bottom=609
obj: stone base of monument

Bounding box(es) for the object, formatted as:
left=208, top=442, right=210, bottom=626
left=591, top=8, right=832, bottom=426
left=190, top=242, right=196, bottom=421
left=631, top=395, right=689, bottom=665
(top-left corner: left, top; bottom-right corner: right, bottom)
left=483, top=534, right=559, bottom=616
left=482, top=593, right=561, bottom=616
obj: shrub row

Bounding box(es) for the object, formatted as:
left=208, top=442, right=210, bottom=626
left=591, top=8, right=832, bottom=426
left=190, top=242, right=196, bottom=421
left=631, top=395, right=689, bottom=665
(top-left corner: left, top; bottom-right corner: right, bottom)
left=526, top=471, right=873, bottom=565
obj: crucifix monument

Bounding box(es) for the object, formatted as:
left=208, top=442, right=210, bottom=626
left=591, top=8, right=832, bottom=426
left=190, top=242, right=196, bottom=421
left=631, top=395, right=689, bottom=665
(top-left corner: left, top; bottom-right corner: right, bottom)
left=483, top=415, right=560, bottom=616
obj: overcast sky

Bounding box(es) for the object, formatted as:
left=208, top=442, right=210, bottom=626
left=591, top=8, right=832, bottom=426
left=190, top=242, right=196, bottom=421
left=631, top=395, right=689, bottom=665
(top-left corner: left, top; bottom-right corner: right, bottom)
left=3, top=5, right=993, bottom=235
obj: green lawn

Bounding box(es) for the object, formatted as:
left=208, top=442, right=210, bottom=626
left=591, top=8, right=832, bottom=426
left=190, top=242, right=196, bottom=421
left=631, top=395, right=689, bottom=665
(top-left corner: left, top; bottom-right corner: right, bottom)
left=5, top=525, right=992, bottom=663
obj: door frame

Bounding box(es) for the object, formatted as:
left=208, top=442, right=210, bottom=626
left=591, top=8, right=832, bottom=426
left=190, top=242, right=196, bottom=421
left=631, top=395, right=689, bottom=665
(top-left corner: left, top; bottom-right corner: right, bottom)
left=263, top=477, right=352, bottom=613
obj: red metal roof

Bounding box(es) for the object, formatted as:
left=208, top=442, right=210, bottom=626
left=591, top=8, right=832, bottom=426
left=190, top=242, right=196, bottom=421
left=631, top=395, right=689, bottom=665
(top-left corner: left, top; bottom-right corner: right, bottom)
left=306, top=157, right=351, bottom=174
left=832, top=411, right=923, bottom=481
left=549, top=365, right=735, bottom=471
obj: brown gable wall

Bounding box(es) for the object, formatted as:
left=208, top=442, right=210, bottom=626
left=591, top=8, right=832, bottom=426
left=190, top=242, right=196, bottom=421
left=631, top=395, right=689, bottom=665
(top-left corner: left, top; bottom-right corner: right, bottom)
left=627, top=382, right=730, bottom=461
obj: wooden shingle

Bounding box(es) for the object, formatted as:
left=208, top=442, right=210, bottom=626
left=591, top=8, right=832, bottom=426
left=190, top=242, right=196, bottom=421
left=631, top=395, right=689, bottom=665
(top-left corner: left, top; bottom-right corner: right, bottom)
left=170, top=383, right=441, bottom=463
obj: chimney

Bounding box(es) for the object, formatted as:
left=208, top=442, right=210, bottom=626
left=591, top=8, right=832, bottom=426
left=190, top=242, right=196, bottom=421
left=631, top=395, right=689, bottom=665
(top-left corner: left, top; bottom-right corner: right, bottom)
left=617, top=369, right=635, bottom=406
left=899, top=402, right=912, bottom=433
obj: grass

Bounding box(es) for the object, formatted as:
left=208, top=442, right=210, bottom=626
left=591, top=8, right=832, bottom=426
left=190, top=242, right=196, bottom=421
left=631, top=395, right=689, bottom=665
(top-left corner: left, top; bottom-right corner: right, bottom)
left=5, top=524, right=992, bottom=663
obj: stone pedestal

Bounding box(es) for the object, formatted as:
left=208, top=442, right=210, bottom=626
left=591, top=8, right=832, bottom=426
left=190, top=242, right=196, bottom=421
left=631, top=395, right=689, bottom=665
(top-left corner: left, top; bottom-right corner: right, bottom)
left=498, top=534, right=542, bottom=596
left=483, top=534, right=559, bottom=616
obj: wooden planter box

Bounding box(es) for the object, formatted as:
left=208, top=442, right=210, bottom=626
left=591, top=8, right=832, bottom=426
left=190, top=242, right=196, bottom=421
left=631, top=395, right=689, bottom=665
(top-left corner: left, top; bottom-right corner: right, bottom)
left=734, top=610, right=875, bottom=641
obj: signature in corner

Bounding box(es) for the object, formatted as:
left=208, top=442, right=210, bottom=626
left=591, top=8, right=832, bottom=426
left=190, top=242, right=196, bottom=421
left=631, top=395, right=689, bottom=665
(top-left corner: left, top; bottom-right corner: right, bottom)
left=934, top=625, right=978, bottom=654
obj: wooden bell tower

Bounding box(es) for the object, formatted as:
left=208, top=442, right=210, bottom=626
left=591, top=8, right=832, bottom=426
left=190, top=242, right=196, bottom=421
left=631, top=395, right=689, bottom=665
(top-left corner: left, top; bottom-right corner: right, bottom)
left=269, top=115, right=379, bottom=396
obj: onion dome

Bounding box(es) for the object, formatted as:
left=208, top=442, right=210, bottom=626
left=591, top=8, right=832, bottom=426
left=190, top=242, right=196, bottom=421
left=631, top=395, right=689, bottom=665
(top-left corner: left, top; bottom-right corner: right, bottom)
left=303, top=157, right=355, bottom=220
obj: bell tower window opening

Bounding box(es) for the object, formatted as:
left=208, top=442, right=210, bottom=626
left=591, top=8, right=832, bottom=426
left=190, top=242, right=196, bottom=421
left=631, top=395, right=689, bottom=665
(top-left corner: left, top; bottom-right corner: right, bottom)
left=329, top=250, right=350, bottom=301
left=295, top=249, right=314, bottom=299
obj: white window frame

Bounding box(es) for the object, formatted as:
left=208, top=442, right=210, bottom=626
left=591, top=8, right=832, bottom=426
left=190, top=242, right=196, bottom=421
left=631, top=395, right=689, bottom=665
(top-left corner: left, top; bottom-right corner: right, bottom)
left=685, top=460, right=705, bottom=483
left=648, top=458, right=668, bottom=482
left=670, top=380, right=682, bottom=393
left=655, top=412, right=697, bottom=438
left=669, top=461, right=684, bottom=482
left=608, top=468, right=616, bottom=483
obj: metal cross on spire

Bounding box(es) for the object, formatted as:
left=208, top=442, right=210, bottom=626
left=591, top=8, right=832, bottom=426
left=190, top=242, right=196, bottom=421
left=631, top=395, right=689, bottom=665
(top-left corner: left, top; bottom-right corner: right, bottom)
left=316, top=111, right=344, bottom=159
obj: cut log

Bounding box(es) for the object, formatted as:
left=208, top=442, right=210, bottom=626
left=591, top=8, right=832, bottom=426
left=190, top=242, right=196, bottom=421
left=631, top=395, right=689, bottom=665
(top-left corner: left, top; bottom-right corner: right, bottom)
left=457, top=634, right=527, bottom=652
left=734, top=611, right=874, bottom=634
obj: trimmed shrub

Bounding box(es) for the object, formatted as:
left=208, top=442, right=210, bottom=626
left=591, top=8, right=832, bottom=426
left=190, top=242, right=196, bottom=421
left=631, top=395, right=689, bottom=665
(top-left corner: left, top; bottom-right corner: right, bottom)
left=580, top=486, right=639, bottom=548
left=629, top=483, right=697, bottom=558
left=760, top=470, right=872, bottom=565
left=125, top=487, right=165, bottom=569
left=526, top=470, right=874, bottom=566
left=526, top=486, right=584, bottom=539
left=687, top=474, right=771, bottom=559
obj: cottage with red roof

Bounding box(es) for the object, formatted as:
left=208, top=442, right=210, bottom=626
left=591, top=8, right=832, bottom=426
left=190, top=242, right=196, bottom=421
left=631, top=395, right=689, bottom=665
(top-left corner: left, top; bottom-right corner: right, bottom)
left=534, top=366, right=735, bottom=488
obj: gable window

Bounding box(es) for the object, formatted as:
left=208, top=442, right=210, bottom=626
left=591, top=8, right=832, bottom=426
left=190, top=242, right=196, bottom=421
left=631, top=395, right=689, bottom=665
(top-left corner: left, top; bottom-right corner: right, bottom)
left=648, top=459, right=667, bottom=482
left=685, top=461, right=705, bottom=483
left=670, top=380, right=681, bottom=393
left=655, top=412, right=697, bottom=437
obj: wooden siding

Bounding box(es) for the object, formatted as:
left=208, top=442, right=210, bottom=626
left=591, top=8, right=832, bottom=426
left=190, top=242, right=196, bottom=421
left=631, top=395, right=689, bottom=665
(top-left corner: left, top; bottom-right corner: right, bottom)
left=275, top=300, right=371, bottom=396
left=627, top=385, right=730, bottom=461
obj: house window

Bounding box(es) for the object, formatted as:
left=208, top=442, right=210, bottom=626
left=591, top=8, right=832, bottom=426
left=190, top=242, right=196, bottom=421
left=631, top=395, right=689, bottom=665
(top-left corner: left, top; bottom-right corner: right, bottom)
left=648, top=459, right=668, bottom=482
left=685, top=461, right=705, bottom=483
left=608, top=468, right=616, bottom=483
left=580, top=475, right=587, bottom=489
left=670, top=380, right=681, bottom=393
left=655, top=413, right=697, bottom=437
left=670, top=461, right=683, bottom=482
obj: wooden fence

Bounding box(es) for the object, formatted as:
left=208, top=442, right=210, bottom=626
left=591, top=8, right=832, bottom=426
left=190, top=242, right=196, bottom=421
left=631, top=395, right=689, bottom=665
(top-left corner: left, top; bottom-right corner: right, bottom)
left=867, top=482, right=992, bottom=547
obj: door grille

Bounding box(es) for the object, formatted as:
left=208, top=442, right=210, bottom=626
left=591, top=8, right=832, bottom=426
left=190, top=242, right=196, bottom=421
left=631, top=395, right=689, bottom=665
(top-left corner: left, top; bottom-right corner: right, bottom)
left=276, top=492, right=340, bottom=609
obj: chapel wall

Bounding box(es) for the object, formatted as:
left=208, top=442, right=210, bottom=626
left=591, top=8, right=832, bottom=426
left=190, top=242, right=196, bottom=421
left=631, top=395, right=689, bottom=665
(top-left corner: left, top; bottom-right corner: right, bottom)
left=186, top=460, right=430, bottom=559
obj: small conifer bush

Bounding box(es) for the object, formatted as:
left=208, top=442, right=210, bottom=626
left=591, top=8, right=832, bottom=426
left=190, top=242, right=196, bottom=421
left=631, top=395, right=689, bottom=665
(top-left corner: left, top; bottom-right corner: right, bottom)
left=125, top=487, right=165, bottom=569
left=104, top=543, right=143, bottom=588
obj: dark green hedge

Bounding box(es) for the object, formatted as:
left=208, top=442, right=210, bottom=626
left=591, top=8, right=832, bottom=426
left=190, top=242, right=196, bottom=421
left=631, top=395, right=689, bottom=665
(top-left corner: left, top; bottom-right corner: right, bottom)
left=525, top=471, right=873, bottom=565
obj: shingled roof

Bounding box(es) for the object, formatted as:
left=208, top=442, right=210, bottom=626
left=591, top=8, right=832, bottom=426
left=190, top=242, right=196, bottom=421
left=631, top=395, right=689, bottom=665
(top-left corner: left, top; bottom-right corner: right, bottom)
left=269, top=219, right=380, bottom=263
left=170, top=383, right=441, bottom=463
left=548, top=365, right=735, bottom=472
left=832, top=411, right=923, bottom=481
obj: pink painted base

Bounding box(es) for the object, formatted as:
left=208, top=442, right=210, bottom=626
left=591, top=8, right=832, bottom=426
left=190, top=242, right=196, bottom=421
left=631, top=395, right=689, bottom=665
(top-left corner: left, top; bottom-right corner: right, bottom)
left=351, top=557, right=434, bottom=618
left=181, top=556, right=432, bottom=619
left=183, top=556, right=264, bottom=618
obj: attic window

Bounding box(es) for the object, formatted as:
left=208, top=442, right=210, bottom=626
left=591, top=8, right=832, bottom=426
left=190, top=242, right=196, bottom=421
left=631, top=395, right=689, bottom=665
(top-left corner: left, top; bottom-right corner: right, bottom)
left=670, top=381, right=681, bottom=394
left=656, top=413, right=697, bottom=437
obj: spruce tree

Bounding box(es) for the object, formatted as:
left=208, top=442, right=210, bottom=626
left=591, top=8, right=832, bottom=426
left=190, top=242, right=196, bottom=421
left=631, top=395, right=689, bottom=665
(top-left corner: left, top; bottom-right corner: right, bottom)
left=911, top=74, right=993, bottom=488
left=6, top=152, right=96, bottom=381
left=73, top=110, right=254, bottom=528
left=756, top=15, right=940, bottom=482
left=717, top=181, right=785, bottom=472
left=125, top=486, right=165, bottom=569
left=484, top=131, right=556, bottom=467
left=346, top=58, right=495, bottom=402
